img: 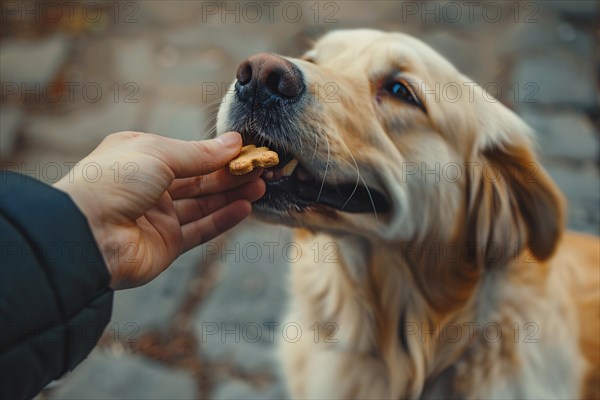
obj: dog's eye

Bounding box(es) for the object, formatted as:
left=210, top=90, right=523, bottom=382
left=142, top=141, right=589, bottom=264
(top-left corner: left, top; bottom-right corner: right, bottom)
left=384, top=80, right=421, bottom=108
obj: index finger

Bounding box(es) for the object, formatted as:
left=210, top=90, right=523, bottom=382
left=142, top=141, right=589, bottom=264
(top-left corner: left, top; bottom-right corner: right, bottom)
left=149, top=131, right=243, bottom=178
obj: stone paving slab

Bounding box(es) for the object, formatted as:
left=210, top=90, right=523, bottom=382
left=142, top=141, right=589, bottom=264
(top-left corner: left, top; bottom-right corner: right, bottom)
left=212, top=378, right=287, bottom=400
left=47, top=350, right=197, bottom=400
left=110, top=245, right=205, bottom=332
left=512, top=52, right=596, bottom=109
left=112, top=37, right=157, bottom=84
left=193, top=220, right=291, bottom=372
left=0, top=34, right=71, bottom=86
left=498, top=14, right=593, bottom=60
left=546, top=164, right=600, bottom=235
left=0, top=105, right=24, bottom=159
left=144, top=101, right=208, bottom=141
left=24, top=101, right=145, bottom=154
left=522, top=108, right=599, bottom=162
left=543, top=0, right=599, bottom=15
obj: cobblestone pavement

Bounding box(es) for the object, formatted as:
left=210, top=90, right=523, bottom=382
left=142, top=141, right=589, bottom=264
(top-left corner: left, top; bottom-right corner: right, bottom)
left=1, top=1, right=598, bottom=399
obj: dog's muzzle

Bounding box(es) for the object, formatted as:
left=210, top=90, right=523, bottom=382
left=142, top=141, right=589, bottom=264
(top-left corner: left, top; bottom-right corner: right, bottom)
left=234, top=53, right=305, bottom=106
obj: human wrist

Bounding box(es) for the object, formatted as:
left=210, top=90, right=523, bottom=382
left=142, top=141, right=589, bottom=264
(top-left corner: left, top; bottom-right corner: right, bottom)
left=53, top=179, right=115, bottom=284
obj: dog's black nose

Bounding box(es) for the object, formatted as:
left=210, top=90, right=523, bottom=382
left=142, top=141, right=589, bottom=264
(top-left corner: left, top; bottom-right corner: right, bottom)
left=235, top=53, right=304, bottom=103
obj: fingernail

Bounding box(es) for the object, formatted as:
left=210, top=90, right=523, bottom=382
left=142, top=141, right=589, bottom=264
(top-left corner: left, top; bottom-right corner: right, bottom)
left=215, top=131, right=241, bottom=148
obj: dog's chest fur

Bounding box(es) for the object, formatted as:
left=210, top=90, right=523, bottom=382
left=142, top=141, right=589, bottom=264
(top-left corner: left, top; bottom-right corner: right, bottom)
left=279, top=230, right=594, bottom=399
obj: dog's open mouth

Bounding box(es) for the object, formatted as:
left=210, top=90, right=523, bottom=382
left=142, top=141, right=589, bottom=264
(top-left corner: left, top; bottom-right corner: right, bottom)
left=241, top=132, right=391, bottom=214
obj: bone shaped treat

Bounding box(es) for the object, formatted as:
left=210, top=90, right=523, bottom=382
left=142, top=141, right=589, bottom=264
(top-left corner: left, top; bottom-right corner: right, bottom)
left=228, top=145, right=279, bottom=175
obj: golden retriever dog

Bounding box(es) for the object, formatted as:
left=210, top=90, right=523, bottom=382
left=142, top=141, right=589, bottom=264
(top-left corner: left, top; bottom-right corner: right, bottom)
left=217, top=29, right=600, bottom=399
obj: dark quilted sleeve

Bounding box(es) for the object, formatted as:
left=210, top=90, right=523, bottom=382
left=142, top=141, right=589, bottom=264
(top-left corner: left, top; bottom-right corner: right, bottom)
left=0, top=172, right=113, bottom=399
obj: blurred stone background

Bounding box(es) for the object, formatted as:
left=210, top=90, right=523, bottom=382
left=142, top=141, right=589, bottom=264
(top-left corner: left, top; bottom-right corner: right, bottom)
left=0, top=0, right=598, bottom=399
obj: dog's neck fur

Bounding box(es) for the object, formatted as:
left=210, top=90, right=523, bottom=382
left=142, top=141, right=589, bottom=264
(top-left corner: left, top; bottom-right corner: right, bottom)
left=338, top=233, right=482, bottom=397
left=286, top=228, right=584, bottom=399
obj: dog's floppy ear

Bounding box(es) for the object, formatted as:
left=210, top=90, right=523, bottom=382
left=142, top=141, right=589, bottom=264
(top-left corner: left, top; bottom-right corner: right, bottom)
left=466, top=102, right=565, bottom=267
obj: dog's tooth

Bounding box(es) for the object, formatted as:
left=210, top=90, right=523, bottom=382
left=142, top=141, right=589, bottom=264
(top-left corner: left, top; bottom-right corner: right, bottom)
left=262, top=170, right=274, bottom=180
left=282, top=159, right=298, bottom=176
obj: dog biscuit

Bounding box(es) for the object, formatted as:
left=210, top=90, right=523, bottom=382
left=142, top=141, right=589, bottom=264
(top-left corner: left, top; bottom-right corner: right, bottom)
left=229, top=145, right=279, bottom=175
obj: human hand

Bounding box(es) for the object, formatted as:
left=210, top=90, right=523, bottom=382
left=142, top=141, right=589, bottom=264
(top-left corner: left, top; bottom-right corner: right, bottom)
left=54, top=131, right=265, bottom=290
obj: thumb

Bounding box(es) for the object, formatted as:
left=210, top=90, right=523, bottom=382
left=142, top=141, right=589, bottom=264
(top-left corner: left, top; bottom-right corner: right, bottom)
left=158, top=131, right=243, bottom=178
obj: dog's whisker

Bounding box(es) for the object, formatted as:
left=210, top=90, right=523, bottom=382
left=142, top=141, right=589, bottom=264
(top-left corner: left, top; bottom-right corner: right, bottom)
left=338, top=138, right=362, bottom=211
left=201, top=118, right=219, bottom=139
left=202, top=113, right=218, bottom=137
left=337, top=136, right=379, bottom=220
left=198, top=100, right=224, bottom=116
left=311, top=127, right=319, bottom=161
left=202, top=115, right=219, bottom=131
left=359, top=175, right=379, bottom=221
left=316, top=131, right=330, bottom=204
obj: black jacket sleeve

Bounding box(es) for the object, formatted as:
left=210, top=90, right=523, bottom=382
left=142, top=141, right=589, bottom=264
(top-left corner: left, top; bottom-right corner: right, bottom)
left=0, top=172, right=114, bottom=399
